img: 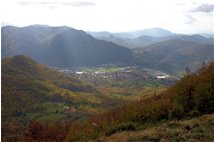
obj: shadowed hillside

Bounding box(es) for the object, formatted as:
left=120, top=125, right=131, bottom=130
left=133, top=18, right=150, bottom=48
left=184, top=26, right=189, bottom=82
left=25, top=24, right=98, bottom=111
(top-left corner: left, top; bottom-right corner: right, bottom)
left=133, top=39, right=214, bottom=74
left=2, top=25, right=134, bottom=67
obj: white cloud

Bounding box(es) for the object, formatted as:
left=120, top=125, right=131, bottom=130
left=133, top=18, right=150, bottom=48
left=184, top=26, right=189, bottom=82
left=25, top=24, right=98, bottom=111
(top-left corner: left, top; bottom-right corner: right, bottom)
left=192, top=4, right=214, bottom=13
left=1, top=0, right=213, bottom=34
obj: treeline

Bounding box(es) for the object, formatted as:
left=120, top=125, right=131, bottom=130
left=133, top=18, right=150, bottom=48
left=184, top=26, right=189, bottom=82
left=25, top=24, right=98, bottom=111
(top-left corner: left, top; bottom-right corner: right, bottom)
left=25, top=62, right=214, bottom=142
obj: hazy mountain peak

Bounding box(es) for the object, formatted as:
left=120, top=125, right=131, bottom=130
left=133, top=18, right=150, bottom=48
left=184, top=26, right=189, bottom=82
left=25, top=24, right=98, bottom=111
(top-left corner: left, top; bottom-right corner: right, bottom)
left=136, top=27, right=173, bottom=37
left=88, top=27, right=174, bottom=39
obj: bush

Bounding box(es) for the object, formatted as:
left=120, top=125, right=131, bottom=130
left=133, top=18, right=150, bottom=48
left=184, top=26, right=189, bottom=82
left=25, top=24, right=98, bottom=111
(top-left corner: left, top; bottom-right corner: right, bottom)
left=187, top=109, right=201, bottom=117
left=106, top=122, right=136, bottom=136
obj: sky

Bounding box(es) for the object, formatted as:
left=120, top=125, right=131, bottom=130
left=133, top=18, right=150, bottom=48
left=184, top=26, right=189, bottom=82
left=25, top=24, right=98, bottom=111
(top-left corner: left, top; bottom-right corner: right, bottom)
left=1, top=0, right=214, bottom=34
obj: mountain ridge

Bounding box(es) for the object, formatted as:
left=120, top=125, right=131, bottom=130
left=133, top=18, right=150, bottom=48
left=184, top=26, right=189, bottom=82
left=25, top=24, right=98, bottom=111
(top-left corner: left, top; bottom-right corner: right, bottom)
left=133, top=38, right=214, bottom=74
left=2, top=25, right=213, bottom=75
left=2, top=25, right=134, bottom=67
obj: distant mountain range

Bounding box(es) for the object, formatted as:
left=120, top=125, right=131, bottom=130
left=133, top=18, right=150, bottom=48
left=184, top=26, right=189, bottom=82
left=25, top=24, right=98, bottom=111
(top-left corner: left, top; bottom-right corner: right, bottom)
left=2, top=25, right=133, bottom=67
left=133, top=39, right=214, bottom=73
left=2, top=25, right=213, bottom=75
left=88, top=27, right=174, bottom=39
left=90, top=31, right=213, bottom=49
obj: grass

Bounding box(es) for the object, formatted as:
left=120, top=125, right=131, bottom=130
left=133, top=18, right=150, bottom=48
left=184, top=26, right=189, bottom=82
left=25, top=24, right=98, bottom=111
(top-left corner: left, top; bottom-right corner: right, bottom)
left=27, top=113, right=41, bottom=120
left=40, top=102, right=65, bottom=112
left=36, top=113, right=67, bottom=121
left=27, top=102, right=70, bottom=121
left=79, top=67, right=123, bottom=74
left=94, top=113, right=214, bottom=142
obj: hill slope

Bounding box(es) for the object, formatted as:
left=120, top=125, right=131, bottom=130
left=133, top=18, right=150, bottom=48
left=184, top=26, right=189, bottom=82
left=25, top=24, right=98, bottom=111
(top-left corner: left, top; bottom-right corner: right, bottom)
left=52, top=62, right=213, bottom=142
left=96, top=113, right=214, bottom=142
left=42, top=29, right=133, bottom=67
left=133, top=39, right=214, bottom=74
left=1, top=55, right=125, bottom=141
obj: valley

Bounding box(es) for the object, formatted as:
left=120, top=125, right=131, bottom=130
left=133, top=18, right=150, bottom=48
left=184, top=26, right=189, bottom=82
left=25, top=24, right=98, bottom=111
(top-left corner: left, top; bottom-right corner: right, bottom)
left=2, top=0, right=214, bottom=141
left=55, top=65, right=176, bottom=88
left=1, top=55, right=169, bottom=141
left=1, top=25, right=214, bottom=142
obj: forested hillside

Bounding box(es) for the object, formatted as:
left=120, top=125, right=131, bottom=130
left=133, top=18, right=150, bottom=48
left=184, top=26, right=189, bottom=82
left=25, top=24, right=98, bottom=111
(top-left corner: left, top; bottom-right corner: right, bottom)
left=1, top=55, right=131, bottom=141
left=23, top=62, right=214, bottom=142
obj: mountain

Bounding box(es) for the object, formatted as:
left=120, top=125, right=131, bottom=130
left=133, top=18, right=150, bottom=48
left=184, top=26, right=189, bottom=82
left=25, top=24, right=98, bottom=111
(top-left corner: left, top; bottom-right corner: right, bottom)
left=87, top=31, right=112, bottom=37
left=88, top=27, right=174, bottom=39
left=114, top=27, right=173, bottom=38
left=2, top=25, right=213, bottom=74
left=42, top=29, right=133, bottom=67
left=1, top=25, right=70, bottom=61
left=160, top=34, right=214, bottom=45
left=133, top=39, right=214, bottom=74
left=128, top=27, right=173, bottom=38
left=2, top=25, right=133, bottom=67
left=200, top=33, right=214, bottom=38
left=131, top=34, right=214, bottom=48
left=1, top=55, right=124, bottom=141
left=93, top=35, right=133, bottom=48
left=94, top=33, right=213, bottom=49
left=95, top=35, right=162, bottom=49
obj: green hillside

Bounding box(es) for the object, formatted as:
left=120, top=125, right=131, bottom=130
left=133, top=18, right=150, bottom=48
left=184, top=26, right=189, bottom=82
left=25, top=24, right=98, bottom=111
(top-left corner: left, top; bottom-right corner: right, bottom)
left=1, top=55, right=126, bottom=141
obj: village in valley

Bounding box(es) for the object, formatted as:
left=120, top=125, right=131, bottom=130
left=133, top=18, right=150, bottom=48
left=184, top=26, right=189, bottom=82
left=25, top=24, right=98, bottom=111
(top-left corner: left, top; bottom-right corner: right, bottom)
left=55, top=66, right=175, bottom=87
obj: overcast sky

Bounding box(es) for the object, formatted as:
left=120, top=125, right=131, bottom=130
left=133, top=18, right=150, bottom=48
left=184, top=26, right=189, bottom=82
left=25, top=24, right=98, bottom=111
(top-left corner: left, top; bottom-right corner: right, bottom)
left=1, top=0, right=213, bottom=34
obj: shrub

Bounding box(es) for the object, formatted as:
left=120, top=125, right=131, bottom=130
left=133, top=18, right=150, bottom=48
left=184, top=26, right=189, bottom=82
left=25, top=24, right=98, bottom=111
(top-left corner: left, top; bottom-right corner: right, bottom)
left=106, top=122, right=136, bottom=136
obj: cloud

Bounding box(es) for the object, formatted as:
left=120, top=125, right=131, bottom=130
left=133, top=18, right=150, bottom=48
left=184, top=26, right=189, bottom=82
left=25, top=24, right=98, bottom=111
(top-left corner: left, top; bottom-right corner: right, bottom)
left=193, top=4, right=214, bottom=13
left=185, top=14, right=197, bottom=24
left=17, top=1, right=95, bottom=7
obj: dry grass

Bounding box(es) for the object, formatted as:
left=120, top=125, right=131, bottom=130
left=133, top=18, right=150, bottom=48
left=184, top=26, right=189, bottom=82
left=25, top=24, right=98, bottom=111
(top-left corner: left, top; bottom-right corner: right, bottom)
left=92, top=113, right=214, bottom=142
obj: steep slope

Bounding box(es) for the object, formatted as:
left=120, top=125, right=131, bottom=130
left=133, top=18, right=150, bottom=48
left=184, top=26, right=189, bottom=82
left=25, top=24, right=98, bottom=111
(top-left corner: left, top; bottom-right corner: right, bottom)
left=1, top=26, right=43, bottom=60
left=1, top=25, right=134, bottom=67
left=1, top=25, right=71, bottom=61
left=133, top=39, right=214, bottom=74
left=96, top=113, right=214, bottom=142
left=2, top=55, right=95, bottom=117
left=92, top=35, right=133, bottom=48
left=42, top=29, right=133, bottom=67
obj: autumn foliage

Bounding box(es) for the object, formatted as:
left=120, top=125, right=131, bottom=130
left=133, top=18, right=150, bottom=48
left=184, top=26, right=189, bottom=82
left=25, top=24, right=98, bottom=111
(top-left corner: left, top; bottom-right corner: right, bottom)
left=21, top=62, right=214, bottom=141
left=25, top=121, right=68, bottom=142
